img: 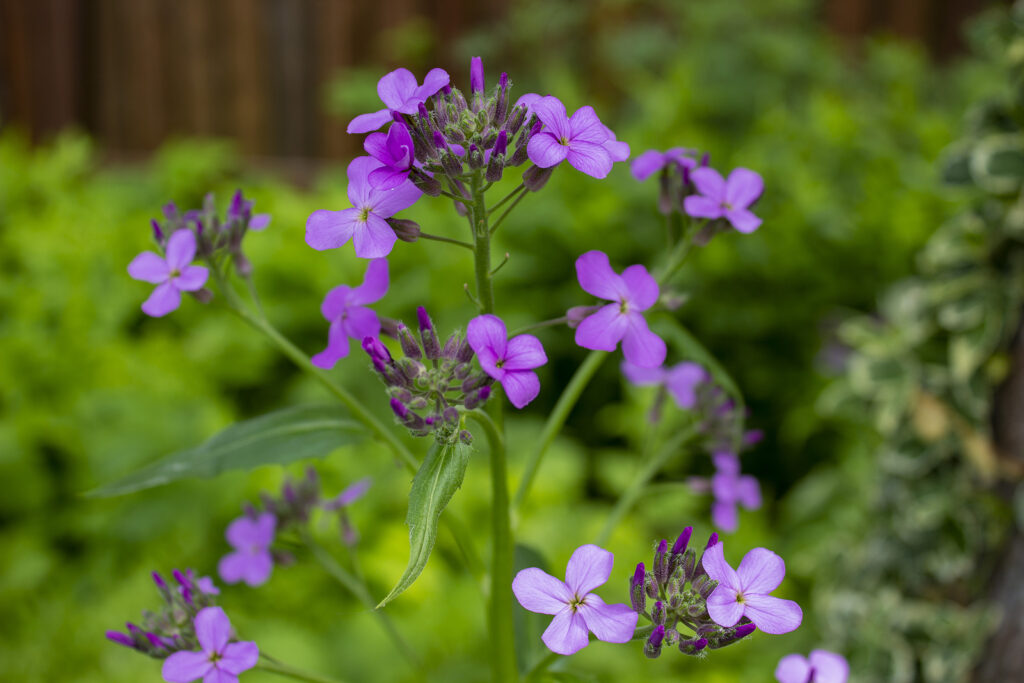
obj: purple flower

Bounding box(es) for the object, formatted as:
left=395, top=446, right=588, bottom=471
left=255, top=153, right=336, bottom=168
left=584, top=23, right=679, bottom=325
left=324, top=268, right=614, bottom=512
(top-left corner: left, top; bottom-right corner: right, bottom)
left=621, top=360, right=707, bottom=408
left=709, top=452, right=761, bottom=532
left=162, top=607, right=258, bottom=683
left=574, top=251, right=666, bottom=368
left=128, top=229, right=209, bottom=317
left=776, top=650, right=850, bottom=683
left=364, top=122, right=415, bottom=190
left=683, top=167, right=764, bottom=233
left=512, top=544, right=638, bottom=655
left=311, top=259, right=389, bottom=369
left=305, top=157, right=421, bottom=259
left=218, top=512, right=276, bottom=587
left=702, top=542, right=802, bottom=635
left=347, top=67, right=450, bottom=134
left=600, top=125, right=631, bottom=163
left=630, top=148, right=697, bottom=181
left=226, top=189, right=271, bottom=230
left=527, top=96, right=616, bottom=179
left=195, top=576, right=219, bottom=596
left=470, top=56, right=484, bottom=94
left=467, top=314, right=547, bottom=409
left=322, top=476, right=372, bottom=511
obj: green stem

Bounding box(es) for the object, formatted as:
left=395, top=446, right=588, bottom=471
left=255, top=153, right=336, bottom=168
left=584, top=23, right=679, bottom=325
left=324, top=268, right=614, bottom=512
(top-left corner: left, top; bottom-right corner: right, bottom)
left=489, top=190, right=528, bottom=235
left=256, top=656, right=347, bottom=683
left=487, top=183, right=525, bottom=215
left=508, top=316, right=569, bottom=337
left=467, top=409, right=517, bottom=683
left=595, top=426, right=698, bottom=546
left=418, top=231, right=475, bottom=250
left=656, top=220, right=703, bottom=285
left=523, top=651, right=560, bottom=682
left=469, top=171, right=495, bottom=314
left=512, top=350, right=607, bottom=515
left=303, top=535, right=421, bottom=668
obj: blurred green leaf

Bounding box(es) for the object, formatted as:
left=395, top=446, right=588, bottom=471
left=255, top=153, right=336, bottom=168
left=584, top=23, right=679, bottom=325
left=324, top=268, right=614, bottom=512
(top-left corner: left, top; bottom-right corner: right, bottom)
left=377, top=438, right=472, bottom=607
left=88, top=405, right=365, bottom=497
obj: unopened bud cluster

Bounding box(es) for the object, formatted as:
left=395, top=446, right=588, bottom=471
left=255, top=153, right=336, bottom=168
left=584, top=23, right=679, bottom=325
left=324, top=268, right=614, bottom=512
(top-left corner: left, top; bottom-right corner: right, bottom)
left=631, top=528, right=755, bottom=658
left=694, top=382, right=754, bottom=453
left=364, top=307, right=492, bottom=440
left=105, top=569, right=220, bottom=659
left=258, top=466, right=321, bottom=527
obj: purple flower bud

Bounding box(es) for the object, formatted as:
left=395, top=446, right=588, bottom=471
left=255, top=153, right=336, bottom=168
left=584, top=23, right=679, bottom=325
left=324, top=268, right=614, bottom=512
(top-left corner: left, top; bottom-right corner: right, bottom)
left=499, top=72, right=508, bottom=91
left=418, top=102, right=430, bottom=120
left=504, top=105, right=527, bottom=137
left=672, top=527, right=692, bottom=555
left=417, top=307, right=441, bottom=359
left=644, top=570, right=658, bottom=599
left=459, top=429, right=473, bottom=444
left=126, top=623, right=144, bottom=638
left=145, top=632, right=167, bottom=651
left=705, top=533, right=718, bottom=549
left=181, top=586, right=194, bottom=607
left=630, top=562, right=647, bottom=613
left=408, top=170, right=442, bottom=197
left=162, top=202, right=178, bottom=220
left=644, top=625, right=666, bottom=659
left=397, top=323, right=422, bottom=360
left=654, top=539, right=669, bottom=586
left=470, top=56, right=484, bottom=94
left=467, top=144, right=484, bottom=170
left=734, top=623, right=755, bottom=639
left=523, top=165, right=553, bottom=192
left=443, top=406, right=459, bottom=424
left=632, top=562, right=646, bottom=587
left=388, top=217, right=422, bottom=243
left=433, top=131, right=447, bottom=149
left=106, top=630, right=137, bottom=649
left=652, top=600, right=666, bottom=625
left=151, top=219, right=163, bottom=243
left=391, top=110, right=405, bottom=124
left=390, top=398, right=409, bottom=419
left=478, top=385, right=491, bottom=402
left=152, top=571, right=168, bottom=591
left=362, top=336, right=392, bottom=366
left=172, top=569, right=189, bottom=587
left=491, top=130, right=507, bottom=157
left=744, top=429, right=764, bottom=445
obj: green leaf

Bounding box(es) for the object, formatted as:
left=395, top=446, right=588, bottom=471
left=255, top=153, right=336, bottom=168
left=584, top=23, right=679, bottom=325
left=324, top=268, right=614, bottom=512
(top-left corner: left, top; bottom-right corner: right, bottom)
left=377, top=437, right=472, bottom=608
left=88, top=405, right=365, bottom=497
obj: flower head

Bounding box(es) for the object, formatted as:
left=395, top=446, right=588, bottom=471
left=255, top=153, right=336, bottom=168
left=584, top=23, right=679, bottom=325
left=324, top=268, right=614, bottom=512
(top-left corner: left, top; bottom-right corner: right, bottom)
left=776, top=650, right=849, bottom=683
left=311, top=258, right=389, bottom=369
left=574, top=251, right=666, bottom=368
left=305, top=157, right=421, bottom=258
left=128, top=229, right=209, bottom=317
left=218, top=512, right=276, bottom=587
left=702, top=542, right=802, bottom=635
left=631, top=148, right=697, bottom=181
left=347, top=67, right=450, bottom=134
left=622, top=360, right=707, bottom=408
left=708, top=452, right=761, bottom=532
left=162, top=607, right=258, bottom=683
left=467, top=314, right=547, bottom=409
left=364, top=122, right=416, bottom=190
left=684, top=167, right=764, bottom=233
left=512, top=544, right=638, bottom=655
left=527, top=96, right=619, bottom=179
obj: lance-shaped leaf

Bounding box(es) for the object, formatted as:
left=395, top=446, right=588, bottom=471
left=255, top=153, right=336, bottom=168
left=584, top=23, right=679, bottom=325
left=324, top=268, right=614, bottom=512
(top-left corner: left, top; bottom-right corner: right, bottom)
left=377, top=437, right=472, bottom=607
left=88, top=405, right=365, bottom=497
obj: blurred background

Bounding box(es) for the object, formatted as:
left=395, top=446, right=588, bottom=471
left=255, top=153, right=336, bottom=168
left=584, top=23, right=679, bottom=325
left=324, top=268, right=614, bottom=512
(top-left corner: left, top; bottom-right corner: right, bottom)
left=2, top=0, right=1024, bottom=681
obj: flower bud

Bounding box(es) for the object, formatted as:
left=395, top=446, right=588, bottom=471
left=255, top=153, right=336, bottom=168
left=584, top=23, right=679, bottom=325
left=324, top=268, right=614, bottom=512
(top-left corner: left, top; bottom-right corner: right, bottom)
left=151, top=219, right=164, bottom=244
left=443, top=406, right=459, bottom=425
left=658, top=169, right=676, bottom=215
left=396, top=323, right=422, bottom=359
left=106, top=630, right=137, bottom=650
left=152, top=571, right=168, bottom=592
left=441, top=333, right=461, bottom=359
left=467, top=144, right=484, bottom=170
left=643, top=625, right=665, bottom=659
left=669, top=527, right=692, bottom=575
left=651, top=600, right=666, bottom=625
left=441, top=148, right=463, bottom=177
left=417, top=307, right=441, bottom=359
left=708, top=623, right=755, bottom=649
left=485, top=131, right=507, bottom=182
left=523, top=165, right=554, bottom=192
left=409, top=170, right=442, bottom=197
left=681, top=548, right=696, bottom=580
left=470, top=56, right=484, bottom=95
left=630, top=562, right=646, bottom=613
left=493, top=72, right=509, bottom=125
left=654, top=539, right=670, bottom=586
left=679, top=637, right=708, bottom=655
left=698, top=578, right=718, bottom=600
left=459, top=430, right=473, bottom=444
left=644, top=569, right=658, bottom=599
left=663, top=629, right=680, bottom=647
left=192, top=287, right=213, bottom=304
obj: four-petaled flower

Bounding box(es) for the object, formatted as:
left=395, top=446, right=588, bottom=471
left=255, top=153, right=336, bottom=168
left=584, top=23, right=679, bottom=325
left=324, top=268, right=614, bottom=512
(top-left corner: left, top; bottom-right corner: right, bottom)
left=527, top=96, right=617, bottom=179
left=218, top=512, right=276, bottom=587
left=574, top=251, right=666, bottom=368
left=305, top=157, right=421, bottom=259
left=702, top=541, right=802, bottom=635
left=128, top=229, right=209, bottom=317
left=630, top=148, right=697, bottom=181
left=467, top=314, right=547, bottom=409
left=708, top=452, right=761, bottom=532
left=621, top=360, right=707, bottom=408
left=512, top=544, right=638, bottom=655
left=162, top=607, right=258, bottom=683
left=776, top=650, right=849, bottom=683
left=311, top=259, right=389, bottom=370
left=364, top=122, right=416, bottom=190
left=347, top=67, right=450, bottom=134
left=684, top=167, right=764, bottom=233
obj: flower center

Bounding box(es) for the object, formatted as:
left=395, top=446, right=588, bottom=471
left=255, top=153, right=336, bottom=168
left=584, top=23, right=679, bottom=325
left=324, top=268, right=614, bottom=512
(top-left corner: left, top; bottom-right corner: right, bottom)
left=559, top=136, right=570, bottom=146
left=568, top=594, right=587, bottom=612
left=495, top=358, right=505, bottom=369
left=359, top=207, right=371, bottom=222
left=735, top=591, right=746, bottom=604
left=619, top=298, right=629, bottom=314
left=169, top=268, right=181, bottom=278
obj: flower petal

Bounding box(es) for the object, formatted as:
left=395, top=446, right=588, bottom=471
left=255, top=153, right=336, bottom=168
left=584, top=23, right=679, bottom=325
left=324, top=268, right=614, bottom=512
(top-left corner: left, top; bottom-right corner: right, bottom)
left=701, top=542, right=739, bottom=589
left=575, top=250, right=625, bottom=301
left=217, top=552, right=249, bottom=584
left=345, top=156, right=381, bottom=206
left=501, top=370, right=541, bottom=409
left=412, top=68, right=450, bottom=101
left=194, top=606, right=231, bottom=653
left=531, top=96, right=570, bottom=140
left=240, top=550, right=274, bottom=587
left=631, top=150, right=667, bottom=181
left=621, top=360, right=665, bottom=386
left=578, top=594, right=638, bottom=643
left=725, top=208, right=762, bottom=234
left=541, top=608, right=590, bottom=656
left=512, top=567, right=571, bottom=615
left=567, top=106, right=609, bottom=145
left=711, top=500, right=738, bottom=532
left=349, top=258, right=389, bottom=305
left=342, top=306, right=381, bottom=342
left=713, top=452, right=740, bottom=476
left=319, top=285, right=352, bottom=321
left=621, top=314, right=666, bottom=369
left=305, top=209, right=359, bottom=251
left=249, top=214, right=271, bottom=231
left=564, top=544, right=614, bottom=596
left=737, top=547, right=786, bottom=595
left=363, top=132, right=390, bottom=163
left=368, top=166, right=410, bottom=190
left=165, top=229, right=198, bottom=270
left=736, top=476, right=762, bottom=510
left=203, top=669, right=238, bottom=683
left=566, top=142, right=613, bottom=179
left=368, top=180, right=422, bottom=217
left=347, top=109, right=392, bottom=134
left=467, top=314, right=508, bottom=374
left=353, top=214, right=397, bottom=259
left=141, top=281, right=181, bottom=317
left=336, top=476, right=372, bottom=506
left=603, top=138, right=630, bottom=163
left=725, top=168, right=763, bottom=208
left=774, top=654, right=811, bottom=683
left=706, top=585, right=744, bottom=627
left=741, top=594, right=802, bottom=635
left=311, top=319, right=351, bottom=370
left=514, top=92, right=543, bottom=117
left=809, top=650, right=850, bottom=683
left=665, top=362, right=706, bottom=408
left=377, top=68, right=418, bottom=109
left=683, top=195, right=724, bottom=219
left=128, top=251, right=169, bottom=283
left=619, top=264, right=658, bottom=311
left=162, top=650, right=213, bottom=682
left=503, top=334, right=547, bottom=371
left=527, top=132, right=569, bottom=168
left=219, top=641, right=259, bottom=675
left=173, top=265, right=209, bottom=292
left=575, top=304, right=628, bottom=352
left=690, top=167, right=726, bottom=201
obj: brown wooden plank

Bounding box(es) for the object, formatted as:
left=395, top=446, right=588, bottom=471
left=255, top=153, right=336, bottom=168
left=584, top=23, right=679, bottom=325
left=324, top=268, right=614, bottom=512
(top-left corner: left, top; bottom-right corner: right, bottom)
left=179, top=0, right=214, bottom=136
left=0, top=0, right=34, bottom=134
left=312, top=0, right=355, bottom=159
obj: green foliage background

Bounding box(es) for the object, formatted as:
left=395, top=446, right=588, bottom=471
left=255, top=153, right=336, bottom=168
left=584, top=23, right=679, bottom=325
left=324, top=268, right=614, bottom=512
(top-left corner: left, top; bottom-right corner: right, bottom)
left=0, top=1, right=1013, bottom=681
